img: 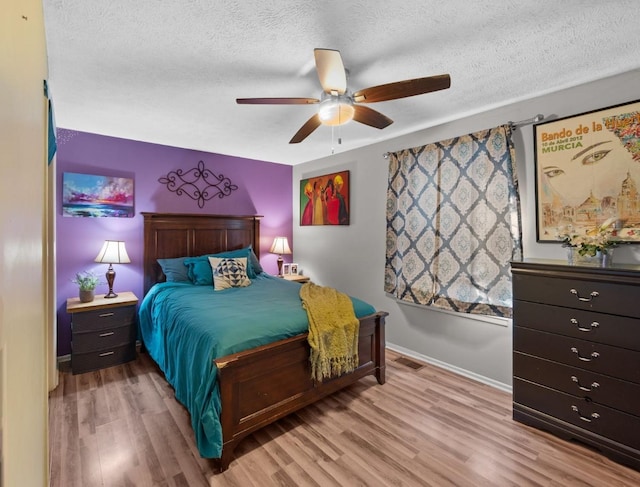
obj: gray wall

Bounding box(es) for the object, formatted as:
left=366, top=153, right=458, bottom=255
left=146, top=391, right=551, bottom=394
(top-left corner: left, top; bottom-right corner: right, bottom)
left=292, top=69, right=640, bottom=391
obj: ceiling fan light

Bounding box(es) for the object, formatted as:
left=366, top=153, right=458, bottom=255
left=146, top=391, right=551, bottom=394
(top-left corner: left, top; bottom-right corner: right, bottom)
left=318, top=95, right=354, bottom=126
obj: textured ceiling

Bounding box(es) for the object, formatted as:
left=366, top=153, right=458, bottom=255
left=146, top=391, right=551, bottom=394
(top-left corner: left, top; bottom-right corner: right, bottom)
left=43, top=1, right=640, bottom=165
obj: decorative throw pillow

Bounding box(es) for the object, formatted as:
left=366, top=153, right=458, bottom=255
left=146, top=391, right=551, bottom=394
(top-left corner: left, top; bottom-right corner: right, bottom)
left=208, top=257, right=251, bottom=290
left=186, top=246, right=261, bottom=284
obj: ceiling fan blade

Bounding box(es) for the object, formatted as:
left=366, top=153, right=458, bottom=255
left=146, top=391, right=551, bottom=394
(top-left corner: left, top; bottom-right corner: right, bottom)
left=289, top=114, right=322, bottom=144
left=353, top=74, right=451, bottom=103
left=314, top=48, right=347, bottom=95
left=236, top=97, right=319, bottom=105
left=352, top=105, right=394, bottom=129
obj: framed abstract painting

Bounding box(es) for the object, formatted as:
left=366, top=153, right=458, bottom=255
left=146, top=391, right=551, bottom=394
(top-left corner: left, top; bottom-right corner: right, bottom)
left=62, top=172, right=134, bottom=217
left=534, top=99, right=640, bottom=242
left=300, top=170, right=350, bottom=226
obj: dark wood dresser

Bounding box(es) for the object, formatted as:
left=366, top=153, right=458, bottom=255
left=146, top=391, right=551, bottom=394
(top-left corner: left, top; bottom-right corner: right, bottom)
left=511, top=259, right=640, bottom=471
left=67, top=291, right=138, bottom=374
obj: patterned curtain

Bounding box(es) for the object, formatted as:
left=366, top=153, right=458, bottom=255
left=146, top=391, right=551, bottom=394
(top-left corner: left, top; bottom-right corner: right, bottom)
left=385, top=125, right=522, bottom=318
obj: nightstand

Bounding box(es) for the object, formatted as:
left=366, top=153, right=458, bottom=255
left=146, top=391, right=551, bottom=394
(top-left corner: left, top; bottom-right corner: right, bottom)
left=67, top=291, right=138, bottom=374
left=282, top=274, right=310, bottom=283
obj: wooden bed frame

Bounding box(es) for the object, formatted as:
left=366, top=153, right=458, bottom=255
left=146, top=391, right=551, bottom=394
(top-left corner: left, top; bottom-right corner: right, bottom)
left=142, top=212, right=388, bottom=471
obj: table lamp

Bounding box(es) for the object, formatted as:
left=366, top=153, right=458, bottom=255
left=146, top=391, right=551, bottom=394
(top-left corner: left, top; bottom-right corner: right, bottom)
left=269, top=236, right=292, bottom=277
left=95, top=240, right=131, bottom=298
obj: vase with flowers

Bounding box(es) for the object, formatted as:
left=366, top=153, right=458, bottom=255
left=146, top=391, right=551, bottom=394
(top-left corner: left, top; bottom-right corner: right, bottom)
left=559, top=218, right=622, bottom=267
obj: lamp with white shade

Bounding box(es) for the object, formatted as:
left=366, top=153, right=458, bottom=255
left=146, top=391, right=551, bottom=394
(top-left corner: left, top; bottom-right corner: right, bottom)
left=94, top=240, right=131, bottom=298
left=269, top=237, right=292, bottom=277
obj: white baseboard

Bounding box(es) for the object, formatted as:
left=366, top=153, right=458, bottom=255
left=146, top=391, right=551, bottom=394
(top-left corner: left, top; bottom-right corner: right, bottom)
left=387, top=342, right=512, bottom=394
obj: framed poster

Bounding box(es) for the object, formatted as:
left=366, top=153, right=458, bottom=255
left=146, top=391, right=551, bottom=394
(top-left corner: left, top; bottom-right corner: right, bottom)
left=534, top=99, right=640, bottom=242
left=300, top=170, right=350, bottom=225
left=62, top=172, right=134, bottom=217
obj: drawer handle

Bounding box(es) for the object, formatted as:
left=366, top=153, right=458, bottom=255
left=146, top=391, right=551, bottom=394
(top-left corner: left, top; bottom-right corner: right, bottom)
left=570, top=318, right=599, bottom=332
left=99, top=351, right=115, bottom=357
left=569, top=289, right=599, bottom=302
left=570, top=375, right=600, bottom=392
left=570, top=347, right=599, bottom=361
left=99, top=312, right=115, bottom=318
left=571, top=405, right=600, bottom=422
left=99, top=331, right=115, bottom=337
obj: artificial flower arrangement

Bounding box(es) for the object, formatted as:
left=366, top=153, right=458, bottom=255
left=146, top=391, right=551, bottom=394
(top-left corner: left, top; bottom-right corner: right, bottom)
left=559, top=217, right=622, bottom=257
left=71, top=270, right=101, bottom=291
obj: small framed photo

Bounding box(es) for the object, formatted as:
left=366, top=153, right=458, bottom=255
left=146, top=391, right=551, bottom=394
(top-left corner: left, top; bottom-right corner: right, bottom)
left=282, top=263, right=291, bottom=275
left=290, top=263, right=298, bottom=275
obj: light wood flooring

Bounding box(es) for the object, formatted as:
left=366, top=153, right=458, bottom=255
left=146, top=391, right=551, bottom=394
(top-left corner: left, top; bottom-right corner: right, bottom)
left=49, top=350, right=640, bottom=486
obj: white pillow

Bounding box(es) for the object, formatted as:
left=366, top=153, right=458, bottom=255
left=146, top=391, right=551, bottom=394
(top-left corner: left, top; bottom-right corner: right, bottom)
left=208, top=257, right=251, bottom=291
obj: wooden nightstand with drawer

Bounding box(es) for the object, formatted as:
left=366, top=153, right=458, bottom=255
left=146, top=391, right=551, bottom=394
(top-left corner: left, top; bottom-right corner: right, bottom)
left=67, top=291, right=138, bottom=374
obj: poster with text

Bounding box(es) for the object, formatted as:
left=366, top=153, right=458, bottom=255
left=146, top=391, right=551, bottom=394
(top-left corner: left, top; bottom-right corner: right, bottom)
left=534, top=99, right=640, bottom=242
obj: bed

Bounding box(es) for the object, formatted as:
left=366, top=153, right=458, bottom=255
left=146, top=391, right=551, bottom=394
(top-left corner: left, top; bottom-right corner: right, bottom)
left=140, top=212, right=388, bottom=472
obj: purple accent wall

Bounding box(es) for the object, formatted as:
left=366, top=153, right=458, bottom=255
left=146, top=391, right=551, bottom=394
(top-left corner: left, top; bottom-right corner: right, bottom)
left=56, top=129, right=293, bottom=356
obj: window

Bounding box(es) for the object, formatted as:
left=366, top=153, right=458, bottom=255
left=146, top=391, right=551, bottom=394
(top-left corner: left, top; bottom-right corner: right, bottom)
left=385, top=125, right=522, bottom=318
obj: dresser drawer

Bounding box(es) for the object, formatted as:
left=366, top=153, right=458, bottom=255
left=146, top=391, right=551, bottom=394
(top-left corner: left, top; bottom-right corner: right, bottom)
left=72, top=305, right=136, bottom=332
left=514, top=352, right=640, bottom=417
left=512, top=272, right=639, bottom=318
left=514, top=327, right=640, bottom=383
left=513, top=300, right=640, bottom=351
left=514, top=378, right=640, bottom=451
left=72, top=323, right=136, bottom=353
left=72, top=342, right=136, bottom=374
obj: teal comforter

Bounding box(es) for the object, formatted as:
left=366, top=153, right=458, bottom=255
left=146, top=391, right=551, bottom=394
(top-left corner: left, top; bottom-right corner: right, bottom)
left=138, top=273, right=376, bottom=458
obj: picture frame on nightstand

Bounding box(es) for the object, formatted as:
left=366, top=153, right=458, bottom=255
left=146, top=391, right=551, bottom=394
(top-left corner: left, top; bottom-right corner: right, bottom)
left=282, top=263, right=291, bottom=275
left=290, top=263, right=298, bottom=275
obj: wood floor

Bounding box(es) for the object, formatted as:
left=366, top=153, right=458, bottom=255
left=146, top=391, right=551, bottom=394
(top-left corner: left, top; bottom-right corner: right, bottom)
left=49, top=350, right=640, bottom=486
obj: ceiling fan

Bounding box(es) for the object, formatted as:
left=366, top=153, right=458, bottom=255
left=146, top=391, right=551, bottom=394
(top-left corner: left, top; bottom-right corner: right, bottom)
left=236, top=48, right=451, bottom=144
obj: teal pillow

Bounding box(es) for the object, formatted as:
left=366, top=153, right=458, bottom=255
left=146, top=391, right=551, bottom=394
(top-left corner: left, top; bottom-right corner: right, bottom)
left=157, top=257, right=190, bottom=282
left=185, top=246, right=258, bottom=285
left=248, top=245, right=264, bottom=276
left=184, top=256, right=216, bottom=285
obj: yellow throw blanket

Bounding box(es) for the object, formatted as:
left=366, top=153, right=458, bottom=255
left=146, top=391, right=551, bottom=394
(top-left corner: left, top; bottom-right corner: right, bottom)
left=300, top=282, right=360, bottom=382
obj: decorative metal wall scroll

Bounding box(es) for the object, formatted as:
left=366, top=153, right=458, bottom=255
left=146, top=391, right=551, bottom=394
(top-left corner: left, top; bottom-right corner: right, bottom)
left=158, top=160, right=238, bottom=208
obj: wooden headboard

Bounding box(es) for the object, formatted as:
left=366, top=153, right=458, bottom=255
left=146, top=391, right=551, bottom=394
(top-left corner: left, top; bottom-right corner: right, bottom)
left=142, top=212, right=262, bottom=295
